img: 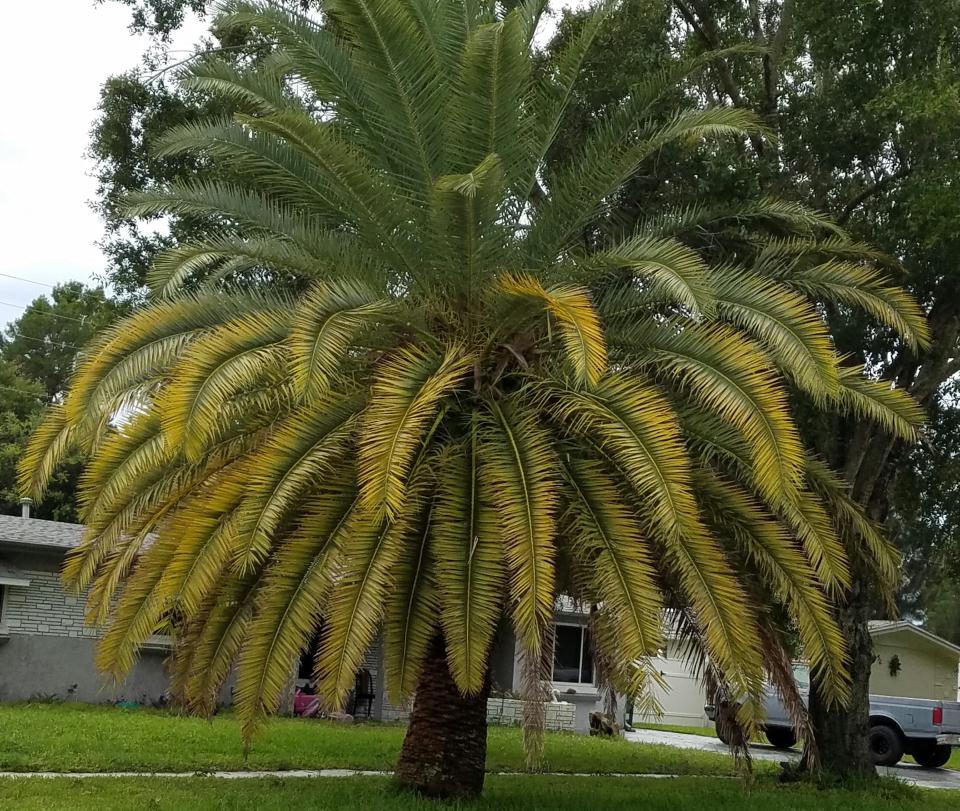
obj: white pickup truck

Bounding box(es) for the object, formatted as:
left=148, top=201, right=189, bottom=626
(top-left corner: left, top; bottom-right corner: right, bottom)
left=705, top=665, right=960, bottom=768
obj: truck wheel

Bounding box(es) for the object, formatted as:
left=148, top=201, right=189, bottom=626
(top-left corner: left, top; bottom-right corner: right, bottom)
left=869, top=724, right=904, bottom=767
left=715, top=718, right=730, bottom=745
left=912, top=743, right=952, bottom=769
left=765, top=726, right=797, bottom=750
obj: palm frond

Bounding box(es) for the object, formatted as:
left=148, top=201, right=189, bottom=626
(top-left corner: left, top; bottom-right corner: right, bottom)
left=478, top=398, right=557, bottom=656
left=499, top=274, right=607, bottom=387
left=590, top=236, right=716, bottom=317
left=289, top=280, right=393, bottom=401
left=835, top=365, right=925, bottom=441
left=357, top=344, right=471, bottom=519
left=235, top=489, right=354, bottom=742
left=432, top=431, right=504, bottom=694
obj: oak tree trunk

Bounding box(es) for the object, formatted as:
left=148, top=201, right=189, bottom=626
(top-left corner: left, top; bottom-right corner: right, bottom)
left=394, top=636, right=490, bottom=799
left=806, top=565, right=876, bottom=779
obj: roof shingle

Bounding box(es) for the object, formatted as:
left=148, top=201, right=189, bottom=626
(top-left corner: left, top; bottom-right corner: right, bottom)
left=0, top=514, right=84, bottom=551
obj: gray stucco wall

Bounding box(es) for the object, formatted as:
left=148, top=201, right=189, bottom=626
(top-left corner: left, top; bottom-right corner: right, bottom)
left=0, top=634, right=170, bottom=704
left=0, top=547, right=170, bottom=704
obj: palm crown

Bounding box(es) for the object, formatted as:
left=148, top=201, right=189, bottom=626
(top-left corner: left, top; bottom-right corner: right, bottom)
left=22, top=0, right=927, bottom=747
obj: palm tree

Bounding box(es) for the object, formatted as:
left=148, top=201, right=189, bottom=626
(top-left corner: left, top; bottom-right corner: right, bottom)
left=21, top=0, right=927, bottom=799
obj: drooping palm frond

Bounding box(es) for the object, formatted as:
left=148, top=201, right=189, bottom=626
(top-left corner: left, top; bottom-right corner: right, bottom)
left=19, top=0, right=928, bottom=764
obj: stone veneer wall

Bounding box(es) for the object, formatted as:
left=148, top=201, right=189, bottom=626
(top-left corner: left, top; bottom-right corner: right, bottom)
left=1, top=565, right=97, bottom=639
left=382, top=696, right=576, bottom=732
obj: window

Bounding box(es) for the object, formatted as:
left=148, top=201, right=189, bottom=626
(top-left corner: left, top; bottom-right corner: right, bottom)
left=552, top=623, right=593, bottom=685
left=0, top=584, right=6, bottom=632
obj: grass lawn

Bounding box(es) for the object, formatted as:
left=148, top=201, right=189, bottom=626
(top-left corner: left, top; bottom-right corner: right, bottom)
left=0, top=703, right=764, bottom=776
left=0, top=774, right=947, bottom=811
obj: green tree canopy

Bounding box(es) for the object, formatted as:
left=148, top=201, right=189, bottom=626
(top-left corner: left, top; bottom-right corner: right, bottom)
left=28, top=0, right=924, bottom=797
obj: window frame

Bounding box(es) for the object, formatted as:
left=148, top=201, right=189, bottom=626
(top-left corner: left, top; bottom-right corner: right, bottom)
left=551, top=620, right=594, bottom=688
left=0, top=584, right=8, bottom=635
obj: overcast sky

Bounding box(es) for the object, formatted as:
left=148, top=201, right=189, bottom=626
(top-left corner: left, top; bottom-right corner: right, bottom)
left=0, top=1, right=205, bottom=326
left=0, top=1, right=579, bottom=330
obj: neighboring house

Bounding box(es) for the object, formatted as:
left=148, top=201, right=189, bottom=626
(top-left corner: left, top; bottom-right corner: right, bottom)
left=867, top=620, right=960, bottom=702
left=638, top=619, right=960, bottom=728
left=0, top=510, right=170, bottom=703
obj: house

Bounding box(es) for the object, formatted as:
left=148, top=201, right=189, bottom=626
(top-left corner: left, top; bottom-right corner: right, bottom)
left=867, top=620, right=960, bottom=702
left=636, top=619, right=960, bottom=728
left=0, top=510, right=171, bottom=703
left=22, top=513, right=958, bottom=734
left=0, top=512, right=602, bottom=730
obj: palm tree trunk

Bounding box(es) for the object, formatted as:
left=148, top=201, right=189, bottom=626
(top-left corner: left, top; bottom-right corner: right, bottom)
left=394, top=635, right=490, bottom=799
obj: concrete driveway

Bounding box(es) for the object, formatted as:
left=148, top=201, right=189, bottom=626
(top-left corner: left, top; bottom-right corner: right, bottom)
left=624, top=727, right=960, bottom=790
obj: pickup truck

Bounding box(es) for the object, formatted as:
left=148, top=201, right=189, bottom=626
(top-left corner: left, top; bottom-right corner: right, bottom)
left=705, top=665, right=960, bottom=768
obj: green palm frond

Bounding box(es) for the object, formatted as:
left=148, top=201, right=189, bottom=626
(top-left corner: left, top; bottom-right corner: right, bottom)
left=789, top=261, right=930, bottom=350
left=591, top=236, right=716, bottom=316
left=835, top=365, right=925, bottom=441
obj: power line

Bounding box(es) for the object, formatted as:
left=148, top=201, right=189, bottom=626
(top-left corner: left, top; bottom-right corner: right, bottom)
left=0, top=383, right=48, bottom=402
left=0, top=273, right=55, bottom=289
left=0, top=300, right=88, bottom=324
left=6, top=331, right=83, bottom=352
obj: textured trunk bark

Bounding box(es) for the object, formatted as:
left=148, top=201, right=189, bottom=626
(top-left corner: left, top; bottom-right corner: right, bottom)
left=806, top=565, right=876, bottom=779
left=394, top=636, right=490, bottom=799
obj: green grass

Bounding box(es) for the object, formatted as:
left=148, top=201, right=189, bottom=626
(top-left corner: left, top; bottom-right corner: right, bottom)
left=0, top=774, right=946, bottom=811
left=0, top=703, right=761, bottom=776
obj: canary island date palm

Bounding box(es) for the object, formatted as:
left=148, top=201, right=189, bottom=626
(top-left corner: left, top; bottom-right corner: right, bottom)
left=21, top=0, right=927, bottom=798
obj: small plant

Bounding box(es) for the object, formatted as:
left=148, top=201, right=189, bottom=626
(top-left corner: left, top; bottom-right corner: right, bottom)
left=889, top=654, right=902, bottom=678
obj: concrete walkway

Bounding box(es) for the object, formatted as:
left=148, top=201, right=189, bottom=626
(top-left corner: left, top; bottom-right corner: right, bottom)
left=0, top=769, right=701, bottom=781
left=625, top=727, right=960, bottom=790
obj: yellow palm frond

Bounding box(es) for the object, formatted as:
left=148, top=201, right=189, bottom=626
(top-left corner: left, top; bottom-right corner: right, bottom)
left=159, top=308, right=290, bottom=460
left=431, top=433, right=504, bottom=694
left=384, top=499, right=439, bottom=701
left=17, top=404, right=76, bottom=503
left=478, top=398, right=557, bottom=656
left=289, top=280, right=394, bottom=401
left=357, top=344, right=472, bottom=519
left=235, top=489, right=354, bottom=742
left=499, top=274, right=607, bottom=387
left=563, top=457, right=663, bottom=662
left=697, top=468, right=849, bottom=705
left=231, top=395, right=360, bottom=570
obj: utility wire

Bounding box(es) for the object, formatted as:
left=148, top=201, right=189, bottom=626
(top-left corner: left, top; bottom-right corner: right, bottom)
left=0, top=383, right=49, bottom=402
left=0, top=300, right=88, bottom=324
left=0, top=273, right=55, bottom=288
left=6, top=331, right=83, bottom=352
